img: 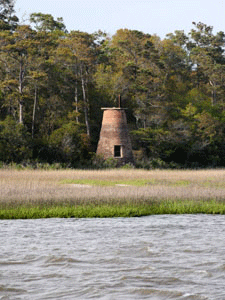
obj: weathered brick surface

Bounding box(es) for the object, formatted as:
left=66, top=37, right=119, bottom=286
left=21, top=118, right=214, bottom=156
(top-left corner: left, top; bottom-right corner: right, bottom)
left=96, top=108, right=134, bottom=165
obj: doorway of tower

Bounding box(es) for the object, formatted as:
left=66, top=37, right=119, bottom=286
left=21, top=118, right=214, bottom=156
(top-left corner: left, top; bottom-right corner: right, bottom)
left=114, top=145, right=123, bottom=158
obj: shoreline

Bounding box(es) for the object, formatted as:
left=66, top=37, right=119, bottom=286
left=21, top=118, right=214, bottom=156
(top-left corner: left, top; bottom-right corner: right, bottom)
left=1, top=200, right=225, bottom=219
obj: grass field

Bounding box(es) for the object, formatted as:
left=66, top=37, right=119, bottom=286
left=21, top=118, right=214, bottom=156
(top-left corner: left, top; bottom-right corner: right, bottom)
left=0, top=169, right=225, bottom=218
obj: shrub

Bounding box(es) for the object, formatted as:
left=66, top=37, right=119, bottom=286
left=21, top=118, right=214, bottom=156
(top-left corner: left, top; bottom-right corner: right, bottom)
left=48, top=122, right=91, bottom=165
left=0, top=116, right=32, bottom=163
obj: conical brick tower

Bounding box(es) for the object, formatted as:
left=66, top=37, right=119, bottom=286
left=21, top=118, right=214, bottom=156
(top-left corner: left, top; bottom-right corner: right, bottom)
left=96, top=98, right=134, bottom=166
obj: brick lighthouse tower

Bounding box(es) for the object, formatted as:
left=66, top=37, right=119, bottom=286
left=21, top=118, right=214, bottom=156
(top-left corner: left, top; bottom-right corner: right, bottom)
left=96, top=96, right=134, bottom=166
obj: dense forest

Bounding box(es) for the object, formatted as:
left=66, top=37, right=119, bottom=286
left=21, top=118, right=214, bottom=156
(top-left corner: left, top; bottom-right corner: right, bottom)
left=1, top=0, right=225, bottom=168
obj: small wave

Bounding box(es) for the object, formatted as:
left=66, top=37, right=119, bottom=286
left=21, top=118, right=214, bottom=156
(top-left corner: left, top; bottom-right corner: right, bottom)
left=0, top=285, right=26, bottom=294
left=132, top=287, right=183, bottom=298
left=44, top=256, right=83, bottom=265
left=182, top=293, right=208, bottom=299
left=0, top=260, right=30, bottom=265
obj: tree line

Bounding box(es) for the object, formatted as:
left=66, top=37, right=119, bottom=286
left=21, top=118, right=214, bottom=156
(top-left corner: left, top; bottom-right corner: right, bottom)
left=1, top=0, right=225, bottom=168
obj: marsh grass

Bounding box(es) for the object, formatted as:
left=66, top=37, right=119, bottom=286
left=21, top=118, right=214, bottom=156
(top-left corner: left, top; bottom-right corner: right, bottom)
left=1, top=201, right=225, bottom=219
left=0, top=169, right=225, bottom=218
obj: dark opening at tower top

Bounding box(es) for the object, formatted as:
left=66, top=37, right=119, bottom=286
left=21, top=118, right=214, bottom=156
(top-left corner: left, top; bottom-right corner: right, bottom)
left=96, top=101, right=134, bottom=166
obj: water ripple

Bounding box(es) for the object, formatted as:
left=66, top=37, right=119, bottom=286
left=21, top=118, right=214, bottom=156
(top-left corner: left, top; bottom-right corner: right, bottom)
left=1, top=215, right=225, bottom=299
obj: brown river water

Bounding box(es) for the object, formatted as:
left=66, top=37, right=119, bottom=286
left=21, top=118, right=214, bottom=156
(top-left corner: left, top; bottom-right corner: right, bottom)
left=1, top=215, right=225, bottom=300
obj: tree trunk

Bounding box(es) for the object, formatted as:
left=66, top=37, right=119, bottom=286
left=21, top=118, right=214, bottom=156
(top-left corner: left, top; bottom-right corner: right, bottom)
left=19, top=101, right=23, bottom=124
left=18, top=61, right=24, bottom=124
left=32, top=85, right=38, bottom=139
left=81, top=76, right=90, bottom=136
left=75, top=81, right=79, bottom=124
left=210, top=80, right=216, bottom=106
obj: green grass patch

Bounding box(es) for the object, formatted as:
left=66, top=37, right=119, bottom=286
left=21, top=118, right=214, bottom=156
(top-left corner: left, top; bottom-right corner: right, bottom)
left=60, top=178, right=194, bottom=187
left=60, top=178, right=156, bottom=186
left=202, top=181, right=225, bottom=189
left=171, top=180, right=191, bottom=187
left=1, top=200, right=225, bottom=219
left=62, top=178, right=225, bottom=189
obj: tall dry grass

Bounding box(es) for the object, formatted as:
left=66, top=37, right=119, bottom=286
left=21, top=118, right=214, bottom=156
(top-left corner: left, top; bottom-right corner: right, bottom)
left=0, top=169, right=225, bottom=207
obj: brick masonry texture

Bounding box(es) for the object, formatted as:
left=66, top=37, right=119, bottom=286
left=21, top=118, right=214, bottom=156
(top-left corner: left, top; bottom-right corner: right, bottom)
left=96, top=108, right=134, bottom=165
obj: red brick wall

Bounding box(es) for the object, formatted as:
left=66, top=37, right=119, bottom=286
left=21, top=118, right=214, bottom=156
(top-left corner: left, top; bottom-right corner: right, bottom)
left=96, top=108, right=134, bottom=165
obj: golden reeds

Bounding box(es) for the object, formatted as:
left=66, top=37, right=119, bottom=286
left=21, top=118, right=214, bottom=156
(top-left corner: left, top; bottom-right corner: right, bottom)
left=0, top=169, right=224, bottom=208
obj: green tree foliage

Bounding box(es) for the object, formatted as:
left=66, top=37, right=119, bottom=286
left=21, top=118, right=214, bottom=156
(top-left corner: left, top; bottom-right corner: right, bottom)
left=0, top=0, right=18, bottom=31
left=29, top=13, right=67, bottom=33
left=0, top=116, right=31, bottom=162
left=48, top=122, right=91, bottom=166
left=55, top=30, right=97, bottom=136
left=0, top=25, right=43, bottom=124
left=188, top=22, right=225, bottom=106
left=0, top=11, right=225, bottom=168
